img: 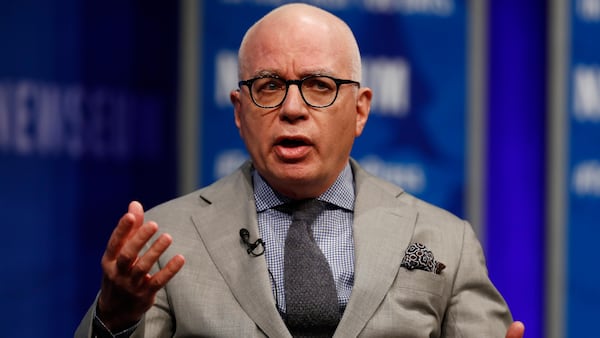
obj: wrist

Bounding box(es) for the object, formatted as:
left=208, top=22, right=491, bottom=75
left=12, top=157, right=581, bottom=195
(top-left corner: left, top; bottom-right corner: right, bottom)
left=95, top=299, right=140, bottom=333
left=93, top=302, right=140, bottom=338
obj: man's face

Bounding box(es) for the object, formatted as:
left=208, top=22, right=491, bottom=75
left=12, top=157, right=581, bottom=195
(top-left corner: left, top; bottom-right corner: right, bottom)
left=230, top=15, right=371, bottom=199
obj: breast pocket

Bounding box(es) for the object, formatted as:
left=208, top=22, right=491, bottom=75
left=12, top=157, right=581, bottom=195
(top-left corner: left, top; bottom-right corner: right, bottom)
left=358, top=268, right=450, bottom=337
left=394, top=268, right=447, bottom=297
left=390, top=268, right=448, bottom=319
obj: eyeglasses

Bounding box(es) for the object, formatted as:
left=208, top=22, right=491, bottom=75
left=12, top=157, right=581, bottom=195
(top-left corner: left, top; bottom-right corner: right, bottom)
left=238, top=75, right=360, bottom=108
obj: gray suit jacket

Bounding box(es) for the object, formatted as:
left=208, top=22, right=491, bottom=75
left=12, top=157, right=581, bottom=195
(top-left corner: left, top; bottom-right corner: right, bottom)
left=76, top=160, right=512, bottom=337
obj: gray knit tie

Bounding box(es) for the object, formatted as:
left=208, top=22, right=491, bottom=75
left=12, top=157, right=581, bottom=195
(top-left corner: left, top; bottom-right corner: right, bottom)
left=282, top=199, right=340, bottom=338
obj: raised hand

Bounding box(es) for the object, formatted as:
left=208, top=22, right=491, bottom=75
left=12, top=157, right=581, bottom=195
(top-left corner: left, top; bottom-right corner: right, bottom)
left=96, top=201, right=185, bottom=331
left=505, top=321, right=525, bottom=338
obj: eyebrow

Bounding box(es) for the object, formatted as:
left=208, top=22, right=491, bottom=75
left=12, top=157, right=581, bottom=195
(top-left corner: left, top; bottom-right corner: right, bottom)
left=250, top=69, right=336, bottom=79
left=303, top=68, right=333, bottom=77
left=252, top=70, right=280, bottom=78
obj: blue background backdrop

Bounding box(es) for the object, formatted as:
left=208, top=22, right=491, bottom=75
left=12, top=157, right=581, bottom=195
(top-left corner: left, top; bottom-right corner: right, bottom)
left=1, top=0, right=598, bottom=337
left=0, top=1, right=178, bottom=336
left=567, top=0, right=600, bottom=335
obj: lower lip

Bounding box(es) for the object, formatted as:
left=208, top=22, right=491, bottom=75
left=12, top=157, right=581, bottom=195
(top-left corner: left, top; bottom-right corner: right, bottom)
left=274, top=144, right=312, bottom=161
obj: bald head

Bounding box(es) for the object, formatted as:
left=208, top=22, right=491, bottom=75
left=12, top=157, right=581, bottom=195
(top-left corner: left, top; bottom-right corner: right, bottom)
left=230, top=3, right=372, bottom=199
left=237, top=3, right=362, bottom=81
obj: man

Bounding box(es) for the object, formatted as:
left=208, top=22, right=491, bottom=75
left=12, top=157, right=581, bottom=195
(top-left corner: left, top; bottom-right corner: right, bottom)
left=76, top=3, right=525, bottom=337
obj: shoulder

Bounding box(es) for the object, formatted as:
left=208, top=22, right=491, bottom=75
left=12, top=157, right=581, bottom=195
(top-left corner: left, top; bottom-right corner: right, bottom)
left=351, top=159, right=465, bottom=228
left=144, top=161, right=254, bottom=225
left=351, top=159, right=471, bottom=264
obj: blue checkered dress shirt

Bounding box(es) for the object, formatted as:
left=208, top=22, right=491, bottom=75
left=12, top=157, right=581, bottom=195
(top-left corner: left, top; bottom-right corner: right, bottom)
left=253, top=163, right=356, bottom=315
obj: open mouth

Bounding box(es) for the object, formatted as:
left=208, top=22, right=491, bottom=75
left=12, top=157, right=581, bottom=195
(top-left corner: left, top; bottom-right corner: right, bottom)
left=275, top=134, right=312, bottom=147
left=278, top=138, right=308, bottom=147
left=274, top=136, right=312, bottom=160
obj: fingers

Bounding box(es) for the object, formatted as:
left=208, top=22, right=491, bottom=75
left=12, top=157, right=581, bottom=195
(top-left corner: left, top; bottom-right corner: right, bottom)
left=129, top=232, right=173, bottom=281
left=104, top=201, right=145, bottom=261
left=103, top=217, right=184, bottom=287
left=128, top=201, right=145, bottom=224
left=116, top=221, right=159, bottom=273
left=505, top=321, right=525, bottom=338
left=97, top=201, right=184, bottom=331
left=148, top=254, right=186, bottom=293
left=103, top=201, right=180, bottom=282
left=104, top=213, right=135, bottom=261
left=117, top=222, right=158, bottom=272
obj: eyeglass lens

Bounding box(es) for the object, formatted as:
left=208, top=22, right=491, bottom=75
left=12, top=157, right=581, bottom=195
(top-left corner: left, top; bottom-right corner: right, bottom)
left=251, top=76, right=338, bottom=108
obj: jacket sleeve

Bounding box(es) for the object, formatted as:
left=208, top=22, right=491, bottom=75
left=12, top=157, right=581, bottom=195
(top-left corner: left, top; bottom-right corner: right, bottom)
left=74, top=298, right=96, bottom=338
left=441, top=221, right=513, bottom=337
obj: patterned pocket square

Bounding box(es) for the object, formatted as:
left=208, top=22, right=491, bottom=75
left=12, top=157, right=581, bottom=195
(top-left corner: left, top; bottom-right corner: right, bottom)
left=401, top=242, right=446, bottom=274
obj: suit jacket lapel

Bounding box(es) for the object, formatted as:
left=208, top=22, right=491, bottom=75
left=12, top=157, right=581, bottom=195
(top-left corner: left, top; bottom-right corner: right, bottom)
left=335, top=162, right=417, bottom=337
left=186, top=160, right=416, bottom=337
left=190, top=163, right=290, bottom=338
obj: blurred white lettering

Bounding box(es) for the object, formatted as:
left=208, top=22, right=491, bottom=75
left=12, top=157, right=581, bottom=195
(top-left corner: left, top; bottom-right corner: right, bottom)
left=222, top=0, right=452, bottom=14
left=573, top=65, right=600, bottom=122
left=214, top=149, right=248, bottom=179
left=364, top=0, right=453, bottom=15
left=63, top=86, right=84, bottom=157
left=0, top=80, right=160, bottom=160
left=37, top=85, right=62, bottom=155
left=215, top=53, right=411, bottom=117
left=359, top=155, right=425, bottom=193
left=573, top=160, right=600, bottom=197
left=14, top=82, right=35, bottom=155
left=363, top=57, right=410, bottom=117
left=215, top=51, right=239, bottom=108
left=221, top=0, right=349, bottom=10
left=578, top=0, right=600, bottom=21
left=0, top=84, right=9, bottom=150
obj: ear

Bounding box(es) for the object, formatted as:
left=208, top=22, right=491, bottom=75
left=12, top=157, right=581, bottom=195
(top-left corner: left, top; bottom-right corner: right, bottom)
left=230, top=89, right=243, bottom=132
left=355, top=87, right=372, bottom=137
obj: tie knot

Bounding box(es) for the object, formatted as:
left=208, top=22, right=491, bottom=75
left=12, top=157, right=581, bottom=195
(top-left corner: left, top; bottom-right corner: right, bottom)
left=278, top=199, right=324, bottom=224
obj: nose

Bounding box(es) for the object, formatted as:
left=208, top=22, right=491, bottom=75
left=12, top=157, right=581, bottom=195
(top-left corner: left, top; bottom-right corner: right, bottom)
left=279, top=83, right=309, bottom=122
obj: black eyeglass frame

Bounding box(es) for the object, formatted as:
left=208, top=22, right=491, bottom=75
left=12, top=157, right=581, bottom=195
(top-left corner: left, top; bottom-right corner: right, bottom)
left=238, top=74, right=360, bottom=108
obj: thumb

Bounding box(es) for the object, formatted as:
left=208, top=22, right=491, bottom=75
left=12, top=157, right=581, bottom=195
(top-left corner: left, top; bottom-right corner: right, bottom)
left=505, top=321, right=525, bottom=338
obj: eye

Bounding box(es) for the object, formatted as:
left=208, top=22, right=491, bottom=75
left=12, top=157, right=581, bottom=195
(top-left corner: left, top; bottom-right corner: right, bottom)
left=255, top=77, right=285, bottom=92
left=303, top=76, right=335, bottom=92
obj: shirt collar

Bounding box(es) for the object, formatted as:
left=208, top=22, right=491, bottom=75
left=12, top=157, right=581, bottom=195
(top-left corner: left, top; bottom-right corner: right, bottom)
left=253, top=162, right=355, bottom=212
